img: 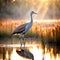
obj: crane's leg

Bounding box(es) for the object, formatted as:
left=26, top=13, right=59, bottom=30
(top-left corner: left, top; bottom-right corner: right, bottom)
left=23, top=35, right=25, bottom=48
left=22, top=35, right=25, bottom=49
left=19, top=35, right=22, bottom=49
left=19, top=35, right=26, bottom=49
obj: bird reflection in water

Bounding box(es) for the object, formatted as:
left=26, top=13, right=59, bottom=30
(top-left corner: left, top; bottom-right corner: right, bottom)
left=16, top=49, right=34, bottom=60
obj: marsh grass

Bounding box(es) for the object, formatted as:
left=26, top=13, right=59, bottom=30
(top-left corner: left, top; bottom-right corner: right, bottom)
left=0, top=31, right=11, bottom=38
left=0, top=30, right=40, bottom=38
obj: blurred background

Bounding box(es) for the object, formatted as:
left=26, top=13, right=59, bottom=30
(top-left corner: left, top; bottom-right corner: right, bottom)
left=0, top=0, right=60, bottom=60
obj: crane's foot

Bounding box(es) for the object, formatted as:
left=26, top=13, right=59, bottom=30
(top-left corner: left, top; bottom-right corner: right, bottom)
left=22, top=35, right=26, bottom=49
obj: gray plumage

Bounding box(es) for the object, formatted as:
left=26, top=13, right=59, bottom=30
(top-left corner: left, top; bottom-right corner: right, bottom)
left=11, top=11, right=37, bottom=35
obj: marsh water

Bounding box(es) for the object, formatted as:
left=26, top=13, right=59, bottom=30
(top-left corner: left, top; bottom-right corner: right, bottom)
left=0, top=36, right=60, bottom=60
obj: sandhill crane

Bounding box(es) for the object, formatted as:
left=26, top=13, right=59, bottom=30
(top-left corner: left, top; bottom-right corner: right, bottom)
left=11, top=11, right=37, bottom=48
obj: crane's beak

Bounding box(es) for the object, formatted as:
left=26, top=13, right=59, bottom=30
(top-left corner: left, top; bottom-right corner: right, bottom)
left=34, top=12, right=37, bottom=14
left=31, top=11, right=37, bottom=14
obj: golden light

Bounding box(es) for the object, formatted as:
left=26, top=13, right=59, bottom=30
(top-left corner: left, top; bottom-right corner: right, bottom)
left=44, top=53, right=50, bottom=60
left=5, top=50, right=9, bottom=60
left=41, top=0, right=45, bottom=2
left=41, top=0, right=48, bottom=2
left=29, top=47, right=43, bottom=60
left=0, top=0, right=60, bottom=60
left=12, top=0, right=15, bottom=2
left=10, top=46, right=60, bottom=60
left=11, top=48, right=21, bottom=60
left=56, top=54, right=60, bottom=60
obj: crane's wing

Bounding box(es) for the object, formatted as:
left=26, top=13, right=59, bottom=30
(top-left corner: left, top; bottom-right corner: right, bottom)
left=11, top=23, right=28, bottom=35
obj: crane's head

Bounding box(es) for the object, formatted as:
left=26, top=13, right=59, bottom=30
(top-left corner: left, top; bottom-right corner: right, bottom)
left=31, top=11, right=37, bottom=14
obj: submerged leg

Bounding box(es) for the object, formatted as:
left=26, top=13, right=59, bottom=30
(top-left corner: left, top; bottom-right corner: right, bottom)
left=19, top=35, right=22, bottom=49
left=22, top=35, right=25, bottom=49
left=23, top=37, right=25, bottom=48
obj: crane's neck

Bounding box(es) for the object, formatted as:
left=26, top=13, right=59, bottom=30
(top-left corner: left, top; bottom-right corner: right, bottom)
left=30, top=13, right=33, bottom=24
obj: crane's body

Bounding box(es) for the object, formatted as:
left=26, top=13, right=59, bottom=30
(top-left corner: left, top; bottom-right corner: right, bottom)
left=11, top=11, right=37, bottom=48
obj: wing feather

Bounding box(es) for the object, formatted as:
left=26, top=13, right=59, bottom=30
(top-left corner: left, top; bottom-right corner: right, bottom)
left=12, top=23, right=28, bottom=35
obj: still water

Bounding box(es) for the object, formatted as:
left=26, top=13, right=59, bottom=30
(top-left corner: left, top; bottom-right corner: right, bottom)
left=0, top=38, right=60, bottom=60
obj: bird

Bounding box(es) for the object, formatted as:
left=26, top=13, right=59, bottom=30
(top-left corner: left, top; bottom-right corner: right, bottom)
left=11, top=11, right=37, bottom=48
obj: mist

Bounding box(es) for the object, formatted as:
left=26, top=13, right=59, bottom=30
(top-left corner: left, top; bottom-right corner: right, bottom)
left=0, top=0, right=60, bottom=20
